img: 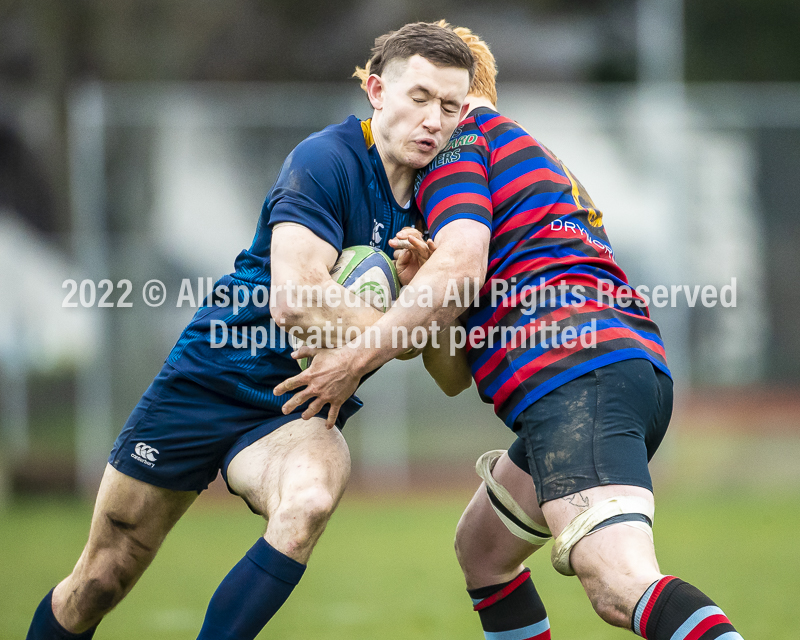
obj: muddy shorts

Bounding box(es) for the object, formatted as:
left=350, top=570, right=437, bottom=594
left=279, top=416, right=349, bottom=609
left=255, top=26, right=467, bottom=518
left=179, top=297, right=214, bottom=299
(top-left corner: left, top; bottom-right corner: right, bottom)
left=507, top=358, right=673, bottom=505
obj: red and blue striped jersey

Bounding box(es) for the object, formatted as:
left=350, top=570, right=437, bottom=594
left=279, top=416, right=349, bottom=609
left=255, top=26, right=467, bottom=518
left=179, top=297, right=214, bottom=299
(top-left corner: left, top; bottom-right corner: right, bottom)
left=415, top=107, right=670, bottom=427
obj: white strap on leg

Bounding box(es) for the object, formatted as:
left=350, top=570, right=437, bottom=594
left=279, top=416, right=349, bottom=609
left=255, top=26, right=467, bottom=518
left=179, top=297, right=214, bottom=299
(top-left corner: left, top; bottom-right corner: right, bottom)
left=475, top=450, right=552, bottom=546
left=551, top=495, right=655, bottom=576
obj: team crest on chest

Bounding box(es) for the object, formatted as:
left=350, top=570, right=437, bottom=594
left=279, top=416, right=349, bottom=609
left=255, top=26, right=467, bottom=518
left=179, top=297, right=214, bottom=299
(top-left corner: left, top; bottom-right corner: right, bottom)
left=371, top=220, right=384, bottom=246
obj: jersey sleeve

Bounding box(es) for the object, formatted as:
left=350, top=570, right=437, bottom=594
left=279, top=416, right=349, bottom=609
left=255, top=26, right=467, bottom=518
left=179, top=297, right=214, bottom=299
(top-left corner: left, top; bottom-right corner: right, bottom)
left=414, top=126, right=493, bottom=240
left=267, top=133, right=356, bottom=252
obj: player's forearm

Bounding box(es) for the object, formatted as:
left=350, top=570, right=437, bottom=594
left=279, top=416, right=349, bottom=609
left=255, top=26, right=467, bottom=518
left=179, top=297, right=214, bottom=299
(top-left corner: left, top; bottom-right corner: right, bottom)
left=350, top=241, right=485, bottom=373
left=422, top=320, right=473, bottom=397
left=272, top=279, right=383, bottom=342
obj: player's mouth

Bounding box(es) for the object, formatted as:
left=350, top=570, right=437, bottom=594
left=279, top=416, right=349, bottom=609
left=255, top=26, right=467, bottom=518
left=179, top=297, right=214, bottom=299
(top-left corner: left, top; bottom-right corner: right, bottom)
left=414, top=138, right=437, bottom=153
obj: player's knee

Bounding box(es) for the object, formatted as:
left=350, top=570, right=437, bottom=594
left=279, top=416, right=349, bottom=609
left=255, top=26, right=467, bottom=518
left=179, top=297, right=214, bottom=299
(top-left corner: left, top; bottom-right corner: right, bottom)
left=73, top=535, right=150, bottom=614
left=74, top=568, right=128, bottom=618
left=85, top=577, right=121, bottom=614
left=453, top=510, right=505, bottom=581
left=453, top=513, right=476, bottom=570
left=574, top=561, right=655, bottom=628
left=584, top=586, right=630, bottom=628
left=296, top=486, right=337, bottom=528
left=275, top=486, right=337, bottom=539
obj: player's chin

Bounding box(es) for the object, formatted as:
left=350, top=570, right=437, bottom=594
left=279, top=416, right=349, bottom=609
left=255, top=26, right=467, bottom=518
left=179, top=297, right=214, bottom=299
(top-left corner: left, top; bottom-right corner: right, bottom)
left=405, top=149, right=437, bottom=169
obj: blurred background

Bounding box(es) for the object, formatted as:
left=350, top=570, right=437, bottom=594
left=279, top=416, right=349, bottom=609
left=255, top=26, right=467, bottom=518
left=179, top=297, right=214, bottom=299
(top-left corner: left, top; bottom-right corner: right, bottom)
left=1, top=1, right=799, bottom=638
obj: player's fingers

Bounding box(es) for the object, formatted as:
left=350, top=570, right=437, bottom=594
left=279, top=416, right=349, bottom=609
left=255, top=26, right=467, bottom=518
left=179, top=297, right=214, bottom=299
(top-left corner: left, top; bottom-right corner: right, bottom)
left=302, top=397, right=327, bottom=421
left=408, top=235, right=432, bottom=262
left=280, top=387, right=314, bottom=414
left=326, top=404, right=341, bottom=430
left=409, top=234, right=428, bottom=251
left=392, top=227, right=422, bottom=243
left=274, top=372, right=307, bottom=396
left=427, top=239, right=437, bottom=252
left=291, top=345, right=317, bottom=360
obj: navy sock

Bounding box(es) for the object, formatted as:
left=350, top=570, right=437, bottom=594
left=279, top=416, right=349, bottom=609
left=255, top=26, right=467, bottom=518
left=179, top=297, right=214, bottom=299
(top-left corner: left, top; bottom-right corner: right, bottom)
left=26, top=589, right=97, bottom=640
left=196, top=537, right=306, bottom=640
left=632, top=576, right=742, bottom=639
left=468, top=569, right=551, bottom=639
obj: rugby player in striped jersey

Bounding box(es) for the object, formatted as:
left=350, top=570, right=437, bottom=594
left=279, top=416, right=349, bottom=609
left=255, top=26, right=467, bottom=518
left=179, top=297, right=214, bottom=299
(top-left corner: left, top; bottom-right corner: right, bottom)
left=278, top=24, right=744, bottom=640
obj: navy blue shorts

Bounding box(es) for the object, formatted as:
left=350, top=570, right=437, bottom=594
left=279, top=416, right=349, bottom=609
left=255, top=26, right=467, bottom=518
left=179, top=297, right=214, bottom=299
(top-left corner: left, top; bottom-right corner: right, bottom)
left=507, top=358, right=673, bottom=505
left=108, top=363, right=338, bottom=493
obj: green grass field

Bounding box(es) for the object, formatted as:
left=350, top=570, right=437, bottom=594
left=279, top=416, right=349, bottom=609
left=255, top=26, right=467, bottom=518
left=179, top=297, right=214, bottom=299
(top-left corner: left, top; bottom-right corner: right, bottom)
left=2, top=487, right=798, bottom=639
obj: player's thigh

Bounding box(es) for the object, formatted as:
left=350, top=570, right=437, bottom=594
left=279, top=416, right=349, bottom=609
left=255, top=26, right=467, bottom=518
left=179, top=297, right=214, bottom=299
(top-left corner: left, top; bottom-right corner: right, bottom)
left=226, top=416, right=351, bottom=518
left=457, top=452, right=547, bottom=587
left=542, top=484, right=659, bottom=590
left=83, top=464, right=196, bottom=562
left=57, top=464, right=196, bottom=611
left=516, top=360, right=668, bottom=585
left=516, top=358, right=669, bottom=507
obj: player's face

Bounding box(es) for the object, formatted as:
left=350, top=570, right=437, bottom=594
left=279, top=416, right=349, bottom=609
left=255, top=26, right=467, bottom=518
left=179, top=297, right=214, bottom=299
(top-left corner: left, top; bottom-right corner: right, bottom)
left=369, top=54, right=470, bottom=171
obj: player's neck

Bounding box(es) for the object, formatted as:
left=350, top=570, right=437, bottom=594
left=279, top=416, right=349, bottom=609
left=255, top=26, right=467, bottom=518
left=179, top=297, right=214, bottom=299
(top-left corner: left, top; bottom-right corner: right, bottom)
left=370, top=125, right=415, bottom=205
left=464, top=95, right=497, bottom=114
left=381, top=159, right=415, bottom=205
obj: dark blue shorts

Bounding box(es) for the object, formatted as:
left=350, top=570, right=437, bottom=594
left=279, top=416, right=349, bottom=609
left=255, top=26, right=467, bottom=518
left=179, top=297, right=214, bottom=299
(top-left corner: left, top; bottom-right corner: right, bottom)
left=108, top=363, right=336, bottom=493
left=507, top=358, right=673, bottom=505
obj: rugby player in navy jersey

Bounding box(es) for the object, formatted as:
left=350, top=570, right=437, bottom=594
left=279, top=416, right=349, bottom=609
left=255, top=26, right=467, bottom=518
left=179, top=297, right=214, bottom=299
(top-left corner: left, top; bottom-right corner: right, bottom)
left=26, top=22, right=474, bottom=640
left=278, top=25, right=744, bottom=640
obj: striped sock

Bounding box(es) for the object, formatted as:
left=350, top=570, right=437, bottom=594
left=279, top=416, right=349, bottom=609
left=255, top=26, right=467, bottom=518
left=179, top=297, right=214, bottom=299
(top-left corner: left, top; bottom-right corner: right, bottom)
left=631, top=576, right=743, bottom=639
left=468, top=569, right=551, bottom=640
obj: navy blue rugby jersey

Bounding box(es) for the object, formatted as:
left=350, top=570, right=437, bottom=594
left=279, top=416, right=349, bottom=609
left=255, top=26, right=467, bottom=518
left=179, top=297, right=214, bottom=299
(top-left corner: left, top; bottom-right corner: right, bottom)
left=167, top=116, right=419, bottom=416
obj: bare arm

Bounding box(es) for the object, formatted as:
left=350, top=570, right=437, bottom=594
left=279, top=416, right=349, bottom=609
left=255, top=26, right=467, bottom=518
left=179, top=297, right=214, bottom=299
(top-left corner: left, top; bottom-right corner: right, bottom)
left=394, top=230, right=473, bottom=396
left=270, top=223, right=382, bottom=340
left=422, top=316, right=473, bottom=397
left=357, top=218, right=490, bottom=368
left=274, top=219, right=490, bottom=425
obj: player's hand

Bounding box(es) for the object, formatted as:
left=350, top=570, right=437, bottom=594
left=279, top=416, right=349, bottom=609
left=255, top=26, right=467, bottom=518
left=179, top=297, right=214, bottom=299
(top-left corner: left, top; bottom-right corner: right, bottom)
left=390, top=227, right=436, bottom=286
left=274, top=345, right=363, bottom=429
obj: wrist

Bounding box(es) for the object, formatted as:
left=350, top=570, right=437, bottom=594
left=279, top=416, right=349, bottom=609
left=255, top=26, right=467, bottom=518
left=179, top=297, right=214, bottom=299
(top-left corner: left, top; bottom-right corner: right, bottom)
left=344, top=339, right=374, bottom=378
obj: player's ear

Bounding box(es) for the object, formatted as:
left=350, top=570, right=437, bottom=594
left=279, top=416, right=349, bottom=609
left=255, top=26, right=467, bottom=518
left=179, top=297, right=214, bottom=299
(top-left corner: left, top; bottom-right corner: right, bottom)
left=366, top=74, right=385, bottom=110
left=459, top=100, right=471, bottom=121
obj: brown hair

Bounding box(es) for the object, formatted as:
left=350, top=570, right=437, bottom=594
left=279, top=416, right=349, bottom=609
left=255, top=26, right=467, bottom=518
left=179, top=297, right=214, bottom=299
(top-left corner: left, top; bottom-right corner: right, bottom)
left=353, top=21, right=475, bottom=91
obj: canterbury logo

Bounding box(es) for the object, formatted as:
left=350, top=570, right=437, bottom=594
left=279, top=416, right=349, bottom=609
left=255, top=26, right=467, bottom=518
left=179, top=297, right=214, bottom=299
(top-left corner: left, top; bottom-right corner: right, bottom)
left=134, top=442, right=159, bottom=462
left=371, top=221, right=384, bottom=246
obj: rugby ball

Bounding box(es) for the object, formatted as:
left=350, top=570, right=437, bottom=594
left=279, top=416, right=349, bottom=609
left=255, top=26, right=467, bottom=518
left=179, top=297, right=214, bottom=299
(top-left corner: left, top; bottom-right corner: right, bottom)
left=298, top=246, right=400, bottom=369
left=331, top=246, right=401, bottom=312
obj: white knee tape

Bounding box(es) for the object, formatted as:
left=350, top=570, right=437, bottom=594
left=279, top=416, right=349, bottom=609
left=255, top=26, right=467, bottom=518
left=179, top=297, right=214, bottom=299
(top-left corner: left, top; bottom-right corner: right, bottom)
left=551, top=496, right=654, bottom=576
left=475, top=450, right=552, bottom=546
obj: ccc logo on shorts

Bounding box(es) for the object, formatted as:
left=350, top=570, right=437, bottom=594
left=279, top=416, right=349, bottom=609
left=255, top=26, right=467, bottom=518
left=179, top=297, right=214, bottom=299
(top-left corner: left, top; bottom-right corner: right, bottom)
left=134, top=442, right=159, bottom=463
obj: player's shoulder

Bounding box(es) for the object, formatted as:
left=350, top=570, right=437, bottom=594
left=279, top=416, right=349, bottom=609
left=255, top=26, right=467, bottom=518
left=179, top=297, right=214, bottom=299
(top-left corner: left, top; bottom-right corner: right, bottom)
left=286, top=115, right=370, bottom=174
left=470, top=108, right=528, bottom=143
left=472, top=109, right=561, bottom=170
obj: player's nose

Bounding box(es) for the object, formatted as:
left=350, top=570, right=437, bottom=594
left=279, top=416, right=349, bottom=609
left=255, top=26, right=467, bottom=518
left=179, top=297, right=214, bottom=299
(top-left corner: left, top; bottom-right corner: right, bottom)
left=422, top=103, right=443, bottom=134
